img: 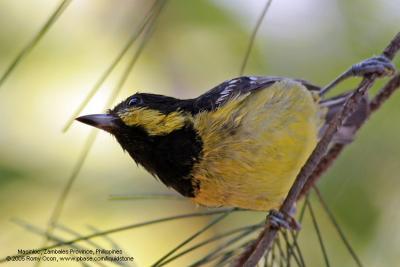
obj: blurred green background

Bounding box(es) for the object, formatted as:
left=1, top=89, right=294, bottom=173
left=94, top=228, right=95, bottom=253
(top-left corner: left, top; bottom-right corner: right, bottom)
left=0, top=0, right=399, bottom=266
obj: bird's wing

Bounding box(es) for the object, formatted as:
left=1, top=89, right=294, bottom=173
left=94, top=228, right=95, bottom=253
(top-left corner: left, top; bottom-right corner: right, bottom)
left=192, top=76, right=320, bottom=113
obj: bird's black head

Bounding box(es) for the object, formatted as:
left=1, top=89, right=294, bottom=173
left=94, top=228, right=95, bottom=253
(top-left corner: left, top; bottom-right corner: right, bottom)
left=75, top=93, right=202, bottom=197
left=76, top=93, right=194, bottom=136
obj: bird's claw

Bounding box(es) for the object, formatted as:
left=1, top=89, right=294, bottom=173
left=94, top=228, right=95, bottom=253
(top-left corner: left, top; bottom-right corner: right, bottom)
left=266, top=209, right=301, bottom=231
left=350, top=55, right=396, bottom=78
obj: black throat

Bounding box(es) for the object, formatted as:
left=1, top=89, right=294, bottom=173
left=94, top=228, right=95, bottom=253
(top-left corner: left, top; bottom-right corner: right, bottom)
left=113, top=121, right=203, bottom=197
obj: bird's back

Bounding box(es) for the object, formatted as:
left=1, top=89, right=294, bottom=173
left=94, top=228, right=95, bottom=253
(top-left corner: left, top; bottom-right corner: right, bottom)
left=191, top=79, right=321, bottom=210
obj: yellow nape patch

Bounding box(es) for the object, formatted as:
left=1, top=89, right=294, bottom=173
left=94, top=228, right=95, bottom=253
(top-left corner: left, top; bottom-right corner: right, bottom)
left=192, top=79, right=322, bottom=211
left=118, top=108, right=187, bottom=135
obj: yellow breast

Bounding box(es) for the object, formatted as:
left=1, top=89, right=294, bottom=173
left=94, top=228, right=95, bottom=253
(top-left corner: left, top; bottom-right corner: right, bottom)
left=191, top=79, right=321, bottom=211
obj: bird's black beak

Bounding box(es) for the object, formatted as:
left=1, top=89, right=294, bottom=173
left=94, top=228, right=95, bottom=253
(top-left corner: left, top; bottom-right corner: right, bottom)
left=76, top=114, right=120, bottom=133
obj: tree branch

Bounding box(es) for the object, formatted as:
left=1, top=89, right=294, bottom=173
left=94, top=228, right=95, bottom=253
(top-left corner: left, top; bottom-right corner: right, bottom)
left=233, top=31, right=400, bottom=267
left=299, top=73, right=400, bottom=199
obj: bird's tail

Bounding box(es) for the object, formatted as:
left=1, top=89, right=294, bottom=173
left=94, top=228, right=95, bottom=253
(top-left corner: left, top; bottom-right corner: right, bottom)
left=319, top=92, right=370, bottom=144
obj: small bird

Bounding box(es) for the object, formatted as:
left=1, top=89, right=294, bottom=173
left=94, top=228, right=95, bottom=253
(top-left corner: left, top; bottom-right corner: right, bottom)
left=77, top=56, right=395, bottom=214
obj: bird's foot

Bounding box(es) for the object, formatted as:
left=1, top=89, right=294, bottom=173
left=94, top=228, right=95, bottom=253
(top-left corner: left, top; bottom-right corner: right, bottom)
left=350, top=55, right=396, bottom=78
left=266, top=209, right=301, bottom=231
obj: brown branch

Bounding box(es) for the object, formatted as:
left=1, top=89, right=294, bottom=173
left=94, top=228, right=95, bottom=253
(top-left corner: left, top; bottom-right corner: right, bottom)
left=298, top=32, right=400, bottom=199
left=299, top=73, right=400, bottom=199
left=383, top=32, right=400, bottom=60
left=237, top=76, right=374, bottom=267
left=233, top=31, right=400, bottom=267
left=370, top=74, right=400, bottom=112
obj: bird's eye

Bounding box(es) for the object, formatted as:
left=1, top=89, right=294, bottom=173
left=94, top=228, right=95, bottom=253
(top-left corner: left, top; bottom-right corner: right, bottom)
left=127, top=97, right=142, bottom=107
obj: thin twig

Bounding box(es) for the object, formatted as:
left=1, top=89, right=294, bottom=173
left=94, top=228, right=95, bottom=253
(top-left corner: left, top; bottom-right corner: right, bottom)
left=86, top=225, right=125, bottom=251
left=299, top=73, right=400, bottom=199
left=286, top=200, right=308, bottom=266
left=62, top=0, right=163, bottom=132
left=280, top=230, right=304, bottom=267
left=288, top=230, right=306, bottom=267
left=55, top=223, right=105, bottom=251
left=189, top=227, right=258, bottom=267
left=0, top=208, right=237, bottom=264
left=109, top=193, right=183, bottom=201
left=35, top=2, right=168, bottom=262
left=306, top=197, right=330, bottom=267
left=34, top=129, right=97, bottom=266
left=264, top=243, right=271, bottom=267
left=274, top=235, right=288, bottom=266
left=156, top=223, right=263, bottom=266
left=0, top=0, right=72, bottom=89
left=313, top=187, right=363, bottom=267
left=239, top=0, right=273, bottom=75
left=152, top=210, right=232, bottom=266
left=276, top=235, right=285, bottom=267
left=233, top=31, right=400, bottom=267
left=11, top=219, right=110, bottom=267
left=298, top=32, right=400, bottom=199
left=271, top=240, right=276, bottom=266
left=369, top=74, right=400, bottom=112
left=210, top=239, right=255, bottom=266
left=277, top=231, right=302, bottom=267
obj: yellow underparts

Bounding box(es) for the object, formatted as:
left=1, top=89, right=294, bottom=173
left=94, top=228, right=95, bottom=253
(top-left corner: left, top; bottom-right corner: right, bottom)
left=118, top=108, right=186, bottom=135
left=192, top=79, right=322, bottom=211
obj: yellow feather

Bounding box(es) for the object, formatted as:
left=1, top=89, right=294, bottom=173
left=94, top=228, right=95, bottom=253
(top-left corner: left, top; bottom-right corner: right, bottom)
left=118, top=108, right=187, bottom=136
left=192, top=79, right=321, bottom=211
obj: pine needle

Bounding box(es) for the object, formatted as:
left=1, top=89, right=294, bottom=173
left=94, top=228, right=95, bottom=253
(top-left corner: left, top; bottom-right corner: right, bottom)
left=0, top=0, right=72, bottom=89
